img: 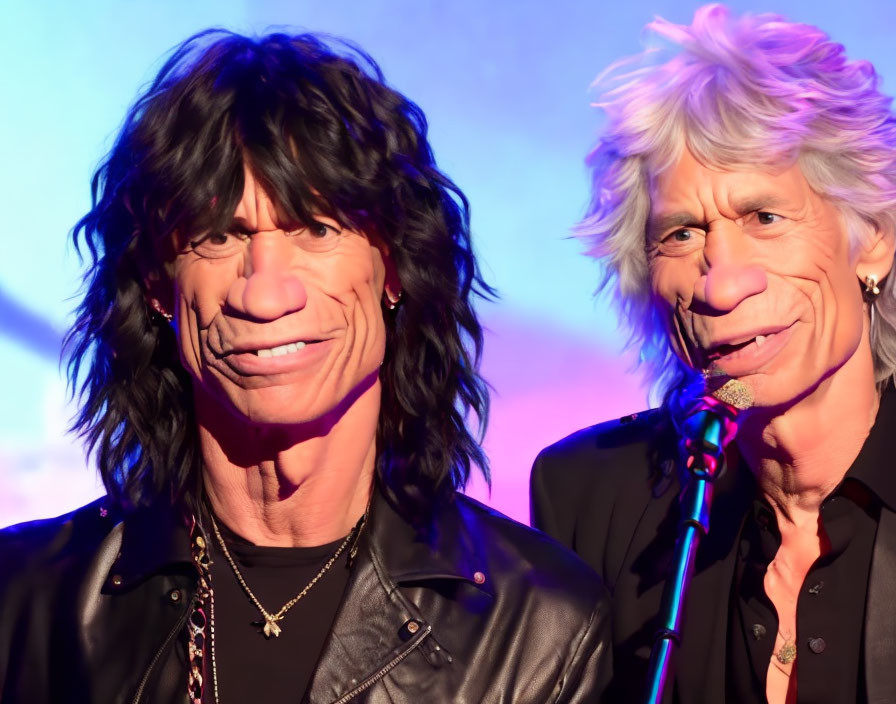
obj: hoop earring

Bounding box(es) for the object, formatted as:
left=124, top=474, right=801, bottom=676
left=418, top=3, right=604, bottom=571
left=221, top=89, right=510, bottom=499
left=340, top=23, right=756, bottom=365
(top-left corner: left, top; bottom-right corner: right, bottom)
left=150, top=298, right=173, bottom=323
left=383, top=286, right=403, bottom=311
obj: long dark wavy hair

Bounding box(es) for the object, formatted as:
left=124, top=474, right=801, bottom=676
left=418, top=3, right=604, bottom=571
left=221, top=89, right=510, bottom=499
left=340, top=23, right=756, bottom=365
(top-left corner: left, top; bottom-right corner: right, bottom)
left=66, top=29, right=492, bottom=519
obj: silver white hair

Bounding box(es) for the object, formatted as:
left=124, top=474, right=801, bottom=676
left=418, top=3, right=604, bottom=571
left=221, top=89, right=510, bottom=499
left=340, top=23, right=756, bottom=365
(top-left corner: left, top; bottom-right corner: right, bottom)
left=578, top=4, right=896, bottom=402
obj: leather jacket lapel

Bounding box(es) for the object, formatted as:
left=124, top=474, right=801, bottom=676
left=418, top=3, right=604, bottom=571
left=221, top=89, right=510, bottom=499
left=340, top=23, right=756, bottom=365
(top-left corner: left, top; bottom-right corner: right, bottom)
left=864, top=505, right=896, bottom=704
left=69, top=502, right=197, bottom=704
left=305, top=491, right=485, bottom=703
left=303, top=543, right=435, bottom=704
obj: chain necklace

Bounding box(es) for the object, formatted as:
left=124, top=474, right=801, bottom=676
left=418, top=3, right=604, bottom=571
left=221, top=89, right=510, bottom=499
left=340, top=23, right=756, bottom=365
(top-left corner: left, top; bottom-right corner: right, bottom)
left=188, top=509, right=368, bottom=703
left=209, top=512, right=358, bottom=638
left=188, top=522, right=218, bottom=704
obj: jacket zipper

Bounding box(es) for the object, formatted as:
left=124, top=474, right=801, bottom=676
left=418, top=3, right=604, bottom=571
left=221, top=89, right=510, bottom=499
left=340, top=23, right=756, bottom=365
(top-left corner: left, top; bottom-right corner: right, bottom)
left=131, top=594, right=193, bottom=704
left=331, top=625, right=432, bottom=703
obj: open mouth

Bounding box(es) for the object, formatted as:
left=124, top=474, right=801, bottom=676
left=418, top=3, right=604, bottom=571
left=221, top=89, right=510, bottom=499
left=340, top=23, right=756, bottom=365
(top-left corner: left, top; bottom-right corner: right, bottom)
left=706, top=334, right=772, bottom=362
left=252, top=341, right=308, bottom=358
left=219, top=339, right=324, bottom=359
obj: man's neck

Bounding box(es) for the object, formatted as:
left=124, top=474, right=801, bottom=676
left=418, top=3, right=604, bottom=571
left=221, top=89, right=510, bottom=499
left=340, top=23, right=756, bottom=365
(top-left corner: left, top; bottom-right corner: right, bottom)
left=196, top=380, right=380, bottom=548
left=737, top=338, right=879, bottom=524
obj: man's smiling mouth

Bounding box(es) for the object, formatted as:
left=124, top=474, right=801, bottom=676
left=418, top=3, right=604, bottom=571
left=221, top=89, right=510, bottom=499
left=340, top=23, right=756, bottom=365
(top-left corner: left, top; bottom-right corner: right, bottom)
left=213, top=337, right=334, bottom=377
left=215, top=338, right=325, bottom=360
left=706, top=334, right=772, bottom=361
left=253, top=341, right=307, bottom=358
left=691, top=323, right=798, bottom=376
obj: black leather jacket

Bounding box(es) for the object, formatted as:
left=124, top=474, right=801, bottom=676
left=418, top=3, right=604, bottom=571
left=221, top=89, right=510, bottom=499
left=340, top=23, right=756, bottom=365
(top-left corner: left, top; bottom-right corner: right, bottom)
left=0, top=488, right=610, bottom=703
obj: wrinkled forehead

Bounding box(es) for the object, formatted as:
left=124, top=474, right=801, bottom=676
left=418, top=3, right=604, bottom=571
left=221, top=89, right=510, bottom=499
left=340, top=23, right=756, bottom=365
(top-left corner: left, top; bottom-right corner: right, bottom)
left=644, top=141, right=807, bottom=216
left=645, top=135, right=798, bottom=190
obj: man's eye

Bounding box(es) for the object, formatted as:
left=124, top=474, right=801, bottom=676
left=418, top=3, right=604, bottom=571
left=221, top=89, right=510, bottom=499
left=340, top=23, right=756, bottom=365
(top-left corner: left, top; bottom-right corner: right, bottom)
left=652, top=227, right=705, bottom=258
left=190, top=232, right=230, bottom=248
left=664, top=228, right=699, bottom=243
left=188, top=232, right=244, bottom=258
left=287, top=219, right=346, bottom=253
left=756, top=211, right=782, bottom=225
left=308, top=220, right=342, bottom=238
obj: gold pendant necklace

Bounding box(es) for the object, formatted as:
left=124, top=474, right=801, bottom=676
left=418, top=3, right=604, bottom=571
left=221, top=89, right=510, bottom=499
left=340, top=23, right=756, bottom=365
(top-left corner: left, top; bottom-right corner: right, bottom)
left=775, top=630, right=797, bottom=665
left=187, top=508, right=368, bottom=703
left=209, top=512, right=361, bottom=638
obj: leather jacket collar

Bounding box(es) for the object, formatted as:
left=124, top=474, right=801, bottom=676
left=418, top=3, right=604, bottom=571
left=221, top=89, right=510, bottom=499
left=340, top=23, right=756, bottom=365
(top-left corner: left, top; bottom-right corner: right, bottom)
left=2, top=477, right=610, bottom=703
left=104, top=485, right=495, bottom=598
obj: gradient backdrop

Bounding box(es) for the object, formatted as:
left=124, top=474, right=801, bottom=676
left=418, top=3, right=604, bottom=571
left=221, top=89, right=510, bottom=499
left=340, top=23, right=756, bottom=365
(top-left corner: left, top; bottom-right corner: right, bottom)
left=2, top=0, right=894, bottom=528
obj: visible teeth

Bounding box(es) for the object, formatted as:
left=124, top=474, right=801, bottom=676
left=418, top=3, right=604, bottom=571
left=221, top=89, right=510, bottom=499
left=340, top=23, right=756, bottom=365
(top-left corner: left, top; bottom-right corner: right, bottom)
left=254, top=341, right=307, bottom=357
left=755, top=335, right=767, bottom=348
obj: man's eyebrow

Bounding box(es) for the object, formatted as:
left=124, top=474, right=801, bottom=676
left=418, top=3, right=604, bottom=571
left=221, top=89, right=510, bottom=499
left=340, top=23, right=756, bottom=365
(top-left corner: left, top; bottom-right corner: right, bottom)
left=227, top=217, right=255, bottom=234
left=648, top=194, right=791, bottom=236
left=729, top=193, right=790, bottom=215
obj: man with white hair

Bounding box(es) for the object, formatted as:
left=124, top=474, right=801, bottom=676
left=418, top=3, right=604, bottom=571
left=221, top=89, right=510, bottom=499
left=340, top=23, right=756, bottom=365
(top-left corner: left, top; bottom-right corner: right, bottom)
left=531, top=5, right=896, bottom=702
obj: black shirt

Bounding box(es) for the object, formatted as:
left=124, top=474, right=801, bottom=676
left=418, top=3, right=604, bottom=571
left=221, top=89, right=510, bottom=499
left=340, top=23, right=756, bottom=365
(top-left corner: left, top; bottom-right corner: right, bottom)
left=204, top=521, right=352, bottom=703
left=727, top=388, right=896, bottom=703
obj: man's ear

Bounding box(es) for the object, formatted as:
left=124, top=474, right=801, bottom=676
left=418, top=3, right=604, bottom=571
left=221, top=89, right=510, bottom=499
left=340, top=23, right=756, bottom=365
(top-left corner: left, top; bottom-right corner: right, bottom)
left=855, top=221, right=896, bottom=285
left=142, top=267, right=175, bottom=321
left=370, top=236, right=402, bottom=309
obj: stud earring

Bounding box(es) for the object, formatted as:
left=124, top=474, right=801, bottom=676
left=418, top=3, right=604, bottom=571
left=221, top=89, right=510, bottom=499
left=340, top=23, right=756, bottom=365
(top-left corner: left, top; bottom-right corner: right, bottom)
left=864, top=274, right=881, bottom=298
left=150, top=298, right=173, bottom=322
left=383, top=285, right=403, bottom=311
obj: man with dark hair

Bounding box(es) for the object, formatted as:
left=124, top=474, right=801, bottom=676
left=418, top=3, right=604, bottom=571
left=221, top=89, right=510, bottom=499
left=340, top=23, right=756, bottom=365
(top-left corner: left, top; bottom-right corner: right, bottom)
left=0, top=30, right=609, bottom=703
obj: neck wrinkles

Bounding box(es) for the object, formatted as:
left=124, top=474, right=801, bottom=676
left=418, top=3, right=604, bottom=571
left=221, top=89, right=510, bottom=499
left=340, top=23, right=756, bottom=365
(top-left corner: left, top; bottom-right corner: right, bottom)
left=197, top=375, right=379, bottom=548
left=737, top=334, right=880, bottom=522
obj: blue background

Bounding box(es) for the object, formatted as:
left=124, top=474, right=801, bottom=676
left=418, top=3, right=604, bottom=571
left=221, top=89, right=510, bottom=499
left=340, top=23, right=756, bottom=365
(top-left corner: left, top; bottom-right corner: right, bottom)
left=2, top=0, right=895, bottom=526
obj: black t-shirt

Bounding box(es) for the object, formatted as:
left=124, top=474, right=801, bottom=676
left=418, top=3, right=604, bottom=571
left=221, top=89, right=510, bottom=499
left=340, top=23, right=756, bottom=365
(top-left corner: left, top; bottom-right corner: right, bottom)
left=203, top=520, right=352, bottom=703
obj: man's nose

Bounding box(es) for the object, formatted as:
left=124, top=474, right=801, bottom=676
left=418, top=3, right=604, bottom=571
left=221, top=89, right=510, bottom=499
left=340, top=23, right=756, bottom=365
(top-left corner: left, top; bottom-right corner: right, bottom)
left=693, top=225, right=767, bottom=312
left=225, top=232, right=307, bottom=320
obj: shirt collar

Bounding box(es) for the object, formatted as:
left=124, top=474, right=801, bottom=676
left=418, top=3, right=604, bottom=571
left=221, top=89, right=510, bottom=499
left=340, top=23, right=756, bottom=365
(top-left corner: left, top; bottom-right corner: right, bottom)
left=843, top=383, right=896, bottom=512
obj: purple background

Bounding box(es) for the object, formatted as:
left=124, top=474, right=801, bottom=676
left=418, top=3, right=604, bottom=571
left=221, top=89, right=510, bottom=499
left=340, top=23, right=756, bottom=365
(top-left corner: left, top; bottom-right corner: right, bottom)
left=3, top=0, right=894, bottom=527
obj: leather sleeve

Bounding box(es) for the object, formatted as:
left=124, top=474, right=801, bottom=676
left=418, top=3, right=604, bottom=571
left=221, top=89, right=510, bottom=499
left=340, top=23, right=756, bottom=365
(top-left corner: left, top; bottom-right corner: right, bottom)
left=553, top=587, right=614, bottom=703
left=530, top=446, right=578, bottom=548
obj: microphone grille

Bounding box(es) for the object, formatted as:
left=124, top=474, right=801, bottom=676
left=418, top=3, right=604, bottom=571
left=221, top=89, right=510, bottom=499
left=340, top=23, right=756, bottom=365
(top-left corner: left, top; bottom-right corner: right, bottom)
left=709, top=377, right=753, bottom=410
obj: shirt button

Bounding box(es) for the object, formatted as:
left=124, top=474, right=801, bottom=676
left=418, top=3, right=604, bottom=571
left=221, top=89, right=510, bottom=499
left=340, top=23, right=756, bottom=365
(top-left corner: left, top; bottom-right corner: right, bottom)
left=111, top=575, right=123, bottom=587
left=169, top=589, right=182, bottom=603
left=808, top=637, right=826, bottom=654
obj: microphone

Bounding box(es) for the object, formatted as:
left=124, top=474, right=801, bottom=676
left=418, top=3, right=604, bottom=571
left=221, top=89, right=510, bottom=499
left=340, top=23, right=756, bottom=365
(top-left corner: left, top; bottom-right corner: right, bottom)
left=643, top=370, right=750, bottom=704
left=668, top=370, right=749, bottom=481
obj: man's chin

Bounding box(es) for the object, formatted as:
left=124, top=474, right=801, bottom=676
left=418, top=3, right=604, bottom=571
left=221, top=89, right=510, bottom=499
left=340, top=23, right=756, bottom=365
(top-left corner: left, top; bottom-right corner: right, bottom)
left=204, top=369, right=380, bottom=433
left=232, top=386, right=335, bottom=427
